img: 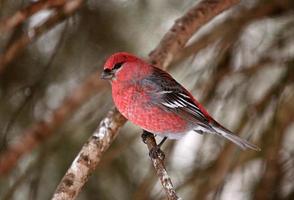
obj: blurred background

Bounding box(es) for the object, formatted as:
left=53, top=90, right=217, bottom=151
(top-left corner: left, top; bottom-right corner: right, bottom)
left=0, top=0, right=294, bottom=199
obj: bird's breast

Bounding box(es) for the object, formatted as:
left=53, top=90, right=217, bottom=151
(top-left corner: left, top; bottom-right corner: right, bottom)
left=112, top=82, right=189, bottom=135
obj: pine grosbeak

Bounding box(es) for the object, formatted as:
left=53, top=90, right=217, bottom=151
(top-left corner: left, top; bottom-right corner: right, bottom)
left=101, top=52, right=260, bottom=151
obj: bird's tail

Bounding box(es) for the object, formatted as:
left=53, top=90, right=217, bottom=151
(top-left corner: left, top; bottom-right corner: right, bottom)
left=211, top=121, right=260, bottom=151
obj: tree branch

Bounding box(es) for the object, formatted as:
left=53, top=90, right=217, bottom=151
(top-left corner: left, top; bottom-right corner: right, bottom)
left=0, top=0, right=84, bottom=75
left=141, top=131, right=179, bottom=200
left=52, top=108, right=126, bottom=200
left=149, top=0, right=240, bottom=69
left=0, top=0, right=66, bottom=33
left=175, top=0, right=285, bottom=62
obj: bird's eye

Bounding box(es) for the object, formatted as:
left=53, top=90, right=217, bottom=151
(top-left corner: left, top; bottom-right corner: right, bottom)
left=113, top=62, right=124, bottom=70
left=104, top=68, right=111, bottom=73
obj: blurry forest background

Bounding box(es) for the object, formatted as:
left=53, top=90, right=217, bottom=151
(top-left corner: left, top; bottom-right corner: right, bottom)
left=0, top=0, right=294, bottom=199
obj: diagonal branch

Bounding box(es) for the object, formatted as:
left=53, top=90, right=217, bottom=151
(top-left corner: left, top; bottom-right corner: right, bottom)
left=149, top=0, right=240, bottom=69
left=175, top=0, right=287, bottom=62
left=0, top=0, right=66, bottom=33
left=52, top=108, right=126, bottom=200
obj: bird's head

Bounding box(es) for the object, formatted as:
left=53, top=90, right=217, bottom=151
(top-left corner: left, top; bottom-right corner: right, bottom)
left=101, top=52, right=150, bottom=82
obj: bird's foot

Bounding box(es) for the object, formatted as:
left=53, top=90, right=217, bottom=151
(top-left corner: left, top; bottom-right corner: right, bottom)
left=149, top=146, right=165, bottom=160
left=141, top=131, right=153, bottom=144
left=141, top=131, right=165, bottom=160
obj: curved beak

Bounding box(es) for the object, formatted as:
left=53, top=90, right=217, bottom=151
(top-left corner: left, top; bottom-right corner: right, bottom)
left=101, top=70, right=114, bottom=80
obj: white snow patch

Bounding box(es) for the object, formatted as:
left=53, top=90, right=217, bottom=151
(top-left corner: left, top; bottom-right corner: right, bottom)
left=94, top=118, right=111, bottom=139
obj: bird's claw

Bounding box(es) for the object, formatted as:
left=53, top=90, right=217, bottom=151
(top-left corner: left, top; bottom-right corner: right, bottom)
left=141, top=131, right=153, bottom=144
left=141, top=132, right=148, bottom=144
left=141, top=131, right=165, bottom=160
left=149, top=146, right=165, bottom=160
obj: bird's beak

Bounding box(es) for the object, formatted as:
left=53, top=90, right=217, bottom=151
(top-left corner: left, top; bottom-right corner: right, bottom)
left=101, top=70, right=114, bottom=80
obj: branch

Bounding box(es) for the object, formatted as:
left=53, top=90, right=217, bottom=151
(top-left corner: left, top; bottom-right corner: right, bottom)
left=52, top=0, right=242, bottom=199
left=142, top=132, right=179, bottom=200
left=52, top=108, right=126, bottom=200
left=175, top=1, right=284, bottom=62
left=0, top=0, right=66, bottom=33
left=0, top=0, right=84, bottom=75
left=149, top=0, right=240, bottom=69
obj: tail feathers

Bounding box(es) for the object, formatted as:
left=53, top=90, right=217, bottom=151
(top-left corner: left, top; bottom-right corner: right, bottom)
left=211, top=123, right=260, bottom=151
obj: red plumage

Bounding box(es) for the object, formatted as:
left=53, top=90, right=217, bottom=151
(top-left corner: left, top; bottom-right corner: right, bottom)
left=102, top=52, right=260, bottom=151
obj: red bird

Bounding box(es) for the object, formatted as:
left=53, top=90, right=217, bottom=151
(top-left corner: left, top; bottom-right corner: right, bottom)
left=101, top=52, right=260, bottom=151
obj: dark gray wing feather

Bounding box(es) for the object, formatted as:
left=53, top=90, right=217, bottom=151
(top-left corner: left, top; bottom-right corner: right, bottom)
left=143, top=67, right=213, bottom=130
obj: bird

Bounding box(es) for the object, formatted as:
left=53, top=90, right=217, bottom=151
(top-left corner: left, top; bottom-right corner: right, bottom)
left=101, top=52, right=260, bottom=151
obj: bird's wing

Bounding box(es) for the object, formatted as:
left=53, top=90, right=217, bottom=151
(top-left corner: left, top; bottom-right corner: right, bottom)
left=144, top=67, right=260, bottom=151
left=143, top=67, right=214, bottom=131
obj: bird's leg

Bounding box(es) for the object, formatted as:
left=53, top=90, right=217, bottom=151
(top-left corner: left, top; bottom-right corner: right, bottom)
left=158, top=137, right=168, bottom=148
left=141, top=131, right=165, bottom=160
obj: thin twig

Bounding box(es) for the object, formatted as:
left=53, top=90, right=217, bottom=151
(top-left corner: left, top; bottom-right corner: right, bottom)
left=142, top=131, right=179, bottom=200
